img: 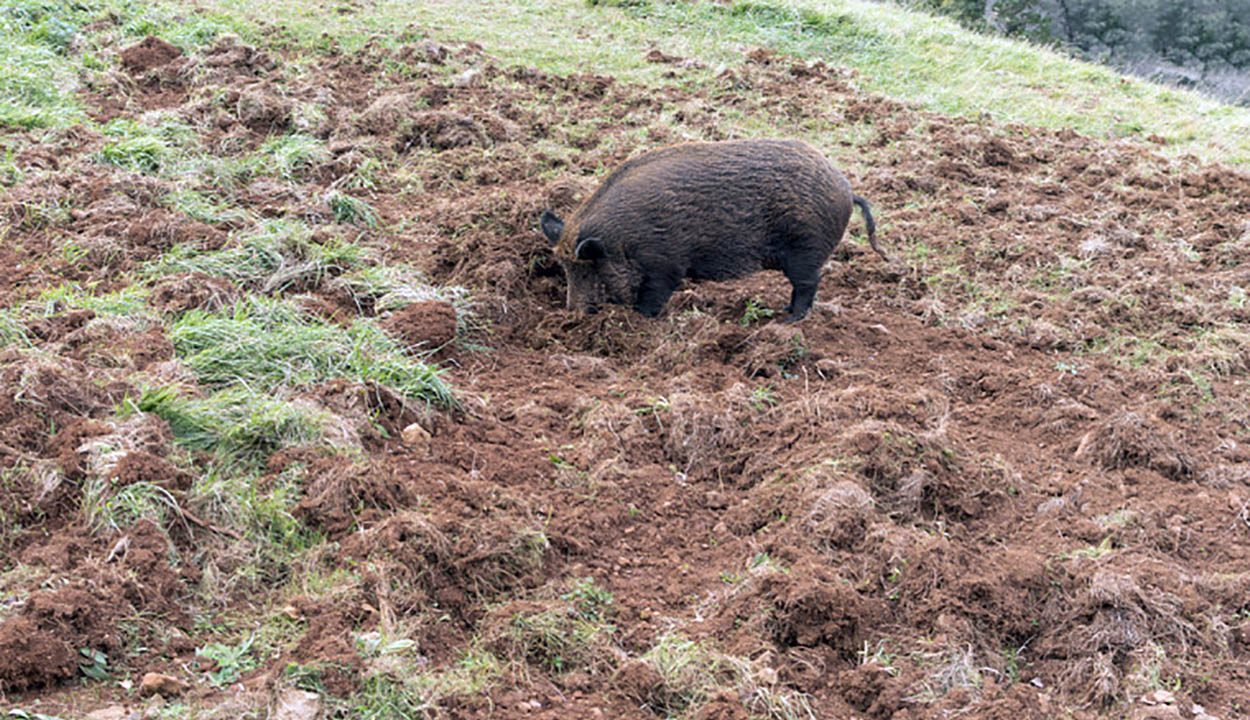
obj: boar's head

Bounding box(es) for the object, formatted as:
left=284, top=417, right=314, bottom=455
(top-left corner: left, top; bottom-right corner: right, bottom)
left=541, top=210, right=640, bottom=314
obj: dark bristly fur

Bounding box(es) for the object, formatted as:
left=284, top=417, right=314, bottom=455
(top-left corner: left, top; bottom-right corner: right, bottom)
left=540, top=138, right=887, bottom=322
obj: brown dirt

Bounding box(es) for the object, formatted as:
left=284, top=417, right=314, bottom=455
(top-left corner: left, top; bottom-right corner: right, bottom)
left=119, top=36, right=183, bottom=74
left=3, top=21, right=1250, bottom=720
left=381, top=300, right=459, bottom=351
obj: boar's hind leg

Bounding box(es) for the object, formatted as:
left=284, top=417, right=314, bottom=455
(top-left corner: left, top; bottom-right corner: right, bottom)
left=783, top=280, right=819, bottom=322
left=781, top=255, right=822, bottom=322
left=635, top=270, right=682, bottom=318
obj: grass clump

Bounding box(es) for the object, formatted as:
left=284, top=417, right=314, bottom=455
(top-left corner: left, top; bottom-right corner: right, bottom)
left=147, top=219, right=362, bottom=294
left=131, top=384, right=325, bottom=462
left=481, top=599, right=616, bottom=674
left=622, top=633, right=815, bottom=719
left=81, top=476, right=180, bottom=533
left=97, top=117, right=199, bottom=174
left=0, top=308, right=30, bottom=348
left=332, top=264, right=470, bottom=314
left=0, top=5, right=87, bottom=127
left=167, top=295, right=453, bottom=407
left=35, top=282, right=152, bottom=318
left=192, top=460, right=320, bottom=553
left=326, top=190, right=379, bottom=228
left=251, top=133, right=328, bottom=181
left=163, top=188, right=253, bottom=225
left=348, top=674, right=437, bottom=719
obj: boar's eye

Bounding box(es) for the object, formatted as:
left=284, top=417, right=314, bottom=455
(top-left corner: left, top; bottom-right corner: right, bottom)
left=574, top=237, right=607, bottom=261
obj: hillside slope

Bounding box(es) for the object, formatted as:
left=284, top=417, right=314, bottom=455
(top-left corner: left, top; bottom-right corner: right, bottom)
left=2, top=1, right=1250, bottom=719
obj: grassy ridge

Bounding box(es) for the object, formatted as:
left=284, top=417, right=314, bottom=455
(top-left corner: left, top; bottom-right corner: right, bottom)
left=201, top=0, right=1250, bottom=165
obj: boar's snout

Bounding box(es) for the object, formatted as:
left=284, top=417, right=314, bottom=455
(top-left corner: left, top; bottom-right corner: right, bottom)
left=560, top=259, right=606, bottom=315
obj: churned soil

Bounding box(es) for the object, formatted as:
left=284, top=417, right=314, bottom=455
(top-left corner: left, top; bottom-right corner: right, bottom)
left=2, top=21, right=1249, bottom=720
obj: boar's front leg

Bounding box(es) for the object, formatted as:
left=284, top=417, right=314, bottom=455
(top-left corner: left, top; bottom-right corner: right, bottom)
left=635, top=268, right=682, bottom=318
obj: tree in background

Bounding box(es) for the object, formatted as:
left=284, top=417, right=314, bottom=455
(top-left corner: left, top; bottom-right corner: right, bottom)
left=895, top=0, right=1250, bottom=105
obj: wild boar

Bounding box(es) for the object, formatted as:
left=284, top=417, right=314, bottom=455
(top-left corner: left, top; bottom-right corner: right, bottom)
left=540, top=138, right=887, bottom=322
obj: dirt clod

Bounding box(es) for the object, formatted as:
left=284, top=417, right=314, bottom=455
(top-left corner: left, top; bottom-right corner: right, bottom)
left=382, top=300, right=458, bottom=351
left=120, top=36, right=182, bottom=73
left=140, top=672, right=191, bottom=697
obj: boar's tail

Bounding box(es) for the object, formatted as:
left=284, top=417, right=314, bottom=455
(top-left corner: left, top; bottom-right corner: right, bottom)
left=853, top=195, right=890, bottom=263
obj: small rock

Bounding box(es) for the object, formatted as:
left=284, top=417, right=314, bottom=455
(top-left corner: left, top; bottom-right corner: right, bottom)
left=273, top=689, right=322, bottom=720
left=86, top=706, right=134, bottom=720
left=140, top=672, right=190, bottom=697
left=1131, top=707, right=1182, bottom=720
left=756, top=666, right=778, bottom=685
left=1142, top=689, right=1176, bottom=705
left=401, top=422, right=431, bottom=447
left=704, top=491, right=728, bottom=509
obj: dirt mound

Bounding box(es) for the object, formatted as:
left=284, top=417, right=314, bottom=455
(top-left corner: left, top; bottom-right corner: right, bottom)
left=284, top=593, right=369, bottom=696
left=125, top=210, right=227, bottom=259
left=0, top=520, right=194, bottom=692
left=289, top=453, right=413, bottom=538
left=234, top=82, right=293, bottom=131
left=0, top=617, right=77, bottom=693
left=381, top=300, right=458, bottom=351
left=149, top=272, right=240, bottom=314
left=1074, top=408, right=1198, bottom=481
left=120, top=36, right=182, bottom=73
left=201, top=33, right=277, bottom=78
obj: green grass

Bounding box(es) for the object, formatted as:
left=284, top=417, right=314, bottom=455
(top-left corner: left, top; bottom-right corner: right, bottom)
left=82, top=477, right=181, bottom=533
left=348, top=674, right=438, bottom=719
left=131, top=384, right=327, bottom=462
left=333, top=265, right=472, bottom=317
left=326, top=190, right=379, bottom=228
left=0, top=308, right=30, bottom=348
left=167, top=295, right=454, bottom=406
left=197, top=0, right=1250, bottom=164
left=251, top=133, right=329, bottom=181
left=110, top=0, right=256, bottom=51
left=198, top=634, right=260, bottom=687
left=0, top=0, right=257, bottom=130
left=191, top=460, right=320, bottom=553
left=97, top=117, right=202, bottom=174
left=163, top=188, right=254, bottom=225
left=147, top=219, right=363, bottom=293
left=490, top=602, right=615, bottom=673
left=0, top=18, right=86, bottom=128
left=35, top=283, right=153, bottom=318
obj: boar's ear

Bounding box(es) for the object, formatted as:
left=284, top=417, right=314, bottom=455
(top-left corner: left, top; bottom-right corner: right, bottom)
left=574, top=237, right=607, bottom=261
left=540, top=211, right=564, bottom=245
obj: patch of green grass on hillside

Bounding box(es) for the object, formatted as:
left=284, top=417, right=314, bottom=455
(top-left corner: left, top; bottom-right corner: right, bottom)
left=109, top=0, right=256, bottom=51
left=198, top=0, right=1250, bottom=164
left=35, top=283, right=153, bottom=319
left=132, top=383, right=328, bottom=462
left=0, top=0, right=258, bottom=130
left=0, top=0, right=90, bottom=128
left=146, top=219, right=363, bottom=292
left=168, top=295, right=455, bottom=406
